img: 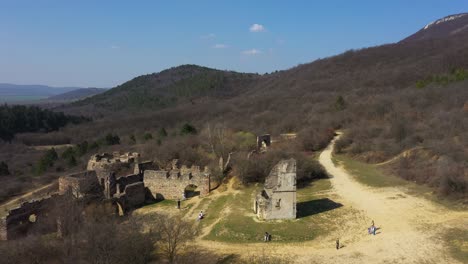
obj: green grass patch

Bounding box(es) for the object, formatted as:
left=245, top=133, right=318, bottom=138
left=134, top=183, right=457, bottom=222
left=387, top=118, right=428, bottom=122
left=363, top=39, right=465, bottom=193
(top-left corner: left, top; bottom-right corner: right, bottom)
left=198, top=194, right=233, bottom=229
left=444, top=228, right=468, bottom=263
left=334, top=154, right=407, bottom=188
left=204, top=179, right=352, bottom=243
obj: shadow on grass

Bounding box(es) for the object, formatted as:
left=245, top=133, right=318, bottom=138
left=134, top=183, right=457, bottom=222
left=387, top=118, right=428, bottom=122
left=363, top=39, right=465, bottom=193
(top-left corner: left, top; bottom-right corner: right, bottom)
left=297, top=198, right=343, bottom=218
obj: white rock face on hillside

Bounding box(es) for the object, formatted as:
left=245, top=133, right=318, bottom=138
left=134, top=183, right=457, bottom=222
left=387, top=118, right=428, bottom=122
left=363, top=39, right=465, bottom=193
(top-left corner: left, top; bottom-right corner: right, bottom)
left=424, top=14, right=467, bottom=30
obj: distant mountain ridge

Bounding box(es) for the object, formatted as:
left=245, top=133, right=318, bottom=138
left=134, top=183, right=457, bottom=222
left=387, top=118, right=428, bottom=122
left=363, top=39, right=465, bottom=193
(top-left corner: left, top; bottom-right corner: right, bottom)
left=0, top=83, right=80, bottom=97
left=401, top=13, right=468, bottom=42
left=0, top=83, right=107, bottom=103
left=46, top=88, right=107, bottom=101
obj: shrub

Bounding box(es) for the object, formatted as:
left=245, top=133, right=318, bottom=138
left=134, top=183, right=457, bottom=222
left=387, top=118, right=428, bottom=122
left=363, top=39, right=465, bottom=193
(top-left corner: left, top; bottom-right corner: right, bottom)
left=104, top=133, right=120, bottom=145
left=34, top=148, right=58, bottom=175
left=180, top=123, right=197, bottom=135
left=75, top=141, right=89, bottom=156
left=0, top=161, right=9, bottom=176
left=158, top=128, right=168, bottom=138
left=129, top=134, right=136, bottom=144
left=143, top=132, right=153, bottom=141
left=335, top=95, right=346, bottom=111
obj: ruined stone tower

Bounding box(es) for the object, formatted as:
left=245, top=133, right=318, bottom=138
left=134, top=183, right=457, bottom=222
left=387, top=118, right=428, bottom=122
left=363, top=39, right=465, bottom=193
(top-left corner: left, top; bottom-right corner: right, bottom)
left=254, top=159, right=297, bottom=220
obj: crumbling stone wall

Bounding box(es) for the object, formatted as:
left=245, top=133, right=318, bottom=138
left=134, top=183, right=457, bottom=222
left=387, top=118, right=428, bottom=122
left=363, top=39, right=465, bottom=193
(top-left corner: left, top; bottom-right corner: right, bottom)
left=115, top=182, right=146, bottom=212
left=116, top=174, right=143, bottom=194
left=87, top=152, right=139, bottom=171
left=254, top=159, right=297, bottom=220
left=59, top=171, right=101, bottom=198
left=144, top=162, right=210, bottom=200
left=0, top=196, right=60, bottom=240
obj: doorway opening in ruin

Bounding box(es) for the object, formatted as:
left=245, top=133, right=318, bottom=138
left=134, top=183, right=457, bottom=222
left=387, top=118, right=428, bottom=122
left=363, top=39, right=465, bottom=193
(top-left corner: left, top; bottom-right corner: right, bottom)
left=184, top=184, right=200, bottom=199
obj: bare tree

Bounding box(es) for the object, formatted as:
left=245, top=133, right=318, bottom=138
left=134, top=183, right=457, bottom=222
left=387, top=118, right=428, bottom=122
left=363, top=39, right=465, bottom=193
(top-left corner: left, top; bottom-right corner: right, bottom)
left=153, top=214, right=197, bottom=263
left=205, top=122, right=235, bottom=173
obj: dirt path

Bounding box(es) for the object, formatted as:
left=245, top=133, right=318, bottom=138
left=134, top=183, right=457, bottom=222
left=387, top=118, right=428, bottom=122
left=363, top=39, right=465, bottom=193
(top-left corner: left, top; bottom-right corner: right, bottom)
left=0, top=182, right=57, bottom=216
left=374, top=146, right=425, bottom=166
left=312, top=133, right=468, bottom=263
left=193, top=135, right=468, bottom=263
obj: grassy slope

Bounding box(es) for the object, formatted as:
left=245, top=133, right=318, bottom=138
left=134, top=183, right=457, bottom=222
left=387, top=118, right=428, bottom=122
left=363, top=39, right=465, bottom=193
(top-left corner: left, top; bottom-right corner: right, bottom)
left=443, top=228, right=468, bottom=263
left=333, top=154, right=407, bottom=188
left=333, top=153, right=467, bottom=209
left=203, top=179, right=358, bottom=243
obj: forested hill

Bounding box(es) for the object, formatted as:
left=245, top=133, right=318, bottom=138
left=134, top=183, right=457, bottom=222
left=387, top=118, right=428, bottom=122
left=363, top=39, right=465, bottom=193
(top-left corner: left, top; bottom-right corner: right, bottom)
left=69, top=65, right=259, bottom=113
left=52, top=13, right=468, bottom=198
left=0, top=105, right=88, bottom=142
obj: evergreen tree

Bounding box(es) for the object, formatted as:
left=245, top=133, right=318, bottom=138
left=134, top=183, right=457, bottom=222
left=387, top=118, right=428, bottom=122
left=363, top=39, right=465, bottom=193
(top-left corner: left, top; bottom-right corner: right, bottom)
left=104, top=133, right=120, bottom=145
left=129, top=134, right=136, bottom=144
left=158, top=127, right=168, bottom=138
left=335, top=95, right=346, bottom=111
left=180, top=123, right=197, bottom=135
left=0, top=161, right=10, bottom=176
left=143, top=133, right=153, bottom=141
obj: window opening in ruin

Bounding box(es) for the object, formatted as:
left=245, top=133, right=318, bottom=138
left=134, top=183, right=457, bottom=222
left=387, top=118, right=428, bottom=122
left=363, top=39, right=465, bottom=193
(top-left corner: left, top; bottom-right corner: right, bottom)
left=276, top=199, right=281, bottom=209
left=29, top=214, right=37, bottom=223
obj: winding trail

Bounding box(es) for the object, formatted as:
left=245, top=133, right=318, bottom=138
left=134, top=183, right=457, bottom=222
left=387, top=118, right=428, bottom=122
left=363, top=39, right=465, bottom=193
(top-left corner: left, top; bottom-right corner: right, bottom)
left=313, top=133, right=467, bottom=263
left=192, top=134, right=468, bottom=263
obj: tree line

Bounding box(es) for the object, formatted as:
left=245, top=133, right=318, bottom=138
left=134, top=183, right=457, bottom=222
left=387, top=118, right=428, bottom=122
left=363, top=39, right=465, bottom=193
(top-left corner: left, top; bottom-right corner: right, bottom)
left=0, top=104, right=89, bottom=142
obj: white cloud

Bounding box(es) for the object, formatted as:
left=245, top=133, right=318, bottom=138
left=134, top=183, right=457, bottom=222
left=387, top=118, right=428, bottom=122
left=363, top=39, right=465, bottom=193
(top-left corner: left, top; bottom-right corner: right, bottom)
left=242, top=49, right=262, bottom=55
left=200, top=33, right=216, bottom=39
left=110, top=45, right=120, bottom=49
left=212, top=44, right=229, bottom=49
left=249, top=23, right=266, bottom=32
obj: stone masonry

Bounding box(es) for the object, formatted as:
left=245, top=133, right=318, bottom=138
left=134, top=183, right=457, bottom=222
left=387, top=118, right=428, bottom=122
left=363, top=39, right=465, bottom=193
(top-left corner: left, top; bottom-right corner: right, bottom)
left=143, top=160, right=210, bottom=200
left=59, top=171, right=101, bottom=198
left=254, top=159, right=297, bottom=220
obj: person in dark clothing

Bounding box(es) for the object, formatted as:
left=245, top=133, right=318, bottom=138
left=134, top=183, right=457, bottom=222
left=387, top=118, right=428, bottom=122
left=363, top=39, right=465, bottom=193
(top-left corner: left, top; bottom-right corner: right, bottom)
left=336, top=239, right=340, bottom=250
left=177, top=200, right=181, bottom=209
left=264, top=232, right=270, bottom=242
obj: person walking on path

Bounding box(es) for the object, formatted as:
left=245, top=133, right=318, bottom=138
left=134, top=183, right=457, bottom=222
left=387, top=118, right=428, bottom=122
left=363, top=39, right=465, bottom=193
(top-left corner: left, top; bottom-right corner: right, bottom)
left=336, top=239, right=340, bottom=250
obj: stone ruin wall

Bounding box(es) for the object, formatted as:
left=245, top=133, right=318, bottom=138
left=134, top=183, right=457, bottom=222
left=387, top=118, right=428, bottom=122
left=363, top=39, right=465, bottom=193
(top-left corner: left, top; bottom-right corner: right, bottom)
left=87, top=152, right=139, bottom=171
left=59, top=171, right=100, bottom=198
left=1, top=153, right=212, bottom=240
left=144, top=165, right=210, bottom=200
left=255, top=159, right=297, bottom=220
left=115, top=182, right=146, bottom=211
left=0, top=195, right=60, bottom=240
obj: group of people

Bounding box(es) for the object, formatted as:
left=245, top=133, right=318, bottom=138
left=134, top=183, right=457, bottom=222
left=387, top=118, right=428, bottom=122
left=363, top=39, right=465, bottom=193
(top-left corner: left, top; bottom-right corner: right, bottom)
left=264, top=232, right=271, bottom=242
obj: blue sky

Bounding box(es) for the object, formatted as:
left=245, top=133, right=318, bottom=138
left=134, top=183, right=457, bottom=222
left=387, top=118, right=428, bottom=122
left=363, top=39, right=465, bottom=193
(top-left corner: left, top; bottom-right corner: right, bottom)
left=1, top=0, right=468, bottom=87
